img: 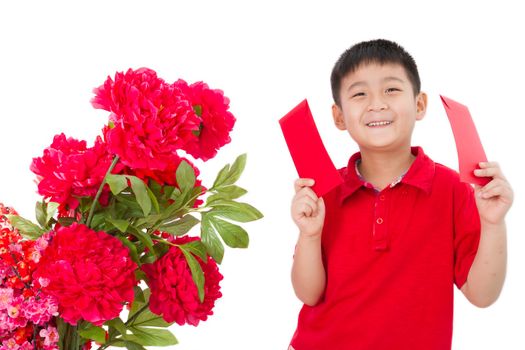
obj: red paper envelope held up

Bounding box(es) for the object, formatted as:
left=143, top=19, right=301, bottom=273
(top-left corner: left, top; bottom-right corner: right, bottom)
left=440, top=95, right=490, bottom=186
left=279, top=99, right=344, bottom=197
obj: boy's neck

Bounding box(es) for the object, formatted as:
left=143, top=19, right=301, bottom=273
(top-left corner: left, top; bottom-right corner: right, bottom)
left=357, top=146, right=416, bottom=190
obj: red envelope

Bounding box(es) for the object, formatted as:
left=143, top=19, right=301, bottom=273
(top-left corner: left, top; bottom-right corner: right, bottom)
left=279, top=99, right=344, bottom=197
left=440, top=95, right=489, bottom=186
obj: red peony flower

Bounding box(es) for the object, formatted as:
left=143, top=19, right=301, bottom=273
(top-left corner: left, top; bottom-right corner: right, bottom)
left=142, top=236, right=223, bottom=326
left=174, top=80, right=236, bottom=161
left=30, top=134, right=119, bottom=213
left=92, top=68, right=201, bottom=171
left=33, top=223, right=137, bottom=326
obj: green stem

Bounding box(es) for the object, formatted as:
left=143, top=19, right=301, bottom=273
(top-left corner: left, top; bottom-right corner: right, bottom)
left=96, top=302, right=151, bottom=350
left=63, top=323, right=80, bottom=350
left=86, top=156, right=120, bottom=227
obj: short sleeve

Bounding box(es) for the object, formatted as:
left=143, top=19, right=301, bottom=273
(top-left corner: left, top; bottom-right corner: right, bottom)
left=453, top=181, right=481, bottom=289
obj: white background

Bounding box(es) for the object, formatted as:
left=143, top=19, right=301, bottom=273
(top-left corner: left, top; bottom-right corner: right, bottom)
left=1, top=1, right=524, bottom=349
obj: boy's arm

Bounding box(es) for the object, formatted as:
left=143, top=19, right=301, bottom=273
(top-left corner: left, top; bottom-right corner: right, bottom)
left=291, top=179, right=326, bottom=306
left=461, top=162, right=513, bottom=307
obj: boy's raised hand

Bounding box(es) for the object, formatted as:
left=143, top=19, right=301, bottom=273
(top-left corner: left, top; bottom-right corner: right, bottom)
left=474, top=161, right=514, bottom=225
left=291, top=178, right=325, bottom=238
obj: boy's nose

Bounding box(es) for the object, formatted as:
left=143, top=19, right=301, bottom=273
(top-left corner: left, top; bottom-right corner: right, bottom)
left=367, top=96, right=388, bottom=111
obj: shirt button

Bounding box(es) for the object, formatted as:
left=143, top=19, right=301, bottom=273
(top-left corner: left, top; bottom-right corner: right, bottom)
left=379, top=195, right=386, bottom=201
left=376, top=217, right=384, bottom=224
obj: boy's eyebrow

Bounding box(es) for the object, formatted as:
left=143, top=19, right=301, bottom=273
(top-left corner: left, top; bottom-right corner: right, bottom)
left=383, top=76, right=405, bottom=84
left=347, top=76, right=406, bottom=92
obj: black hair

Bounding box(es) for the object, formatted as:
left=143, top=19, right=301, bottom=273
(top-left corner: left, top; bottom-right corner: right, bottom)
left=330, top=39, right=421, bottom=106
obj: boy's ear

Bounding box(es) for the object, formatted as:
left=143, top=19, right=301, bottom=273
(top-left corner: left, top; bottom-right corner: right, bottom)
left=416, top=92, right=428, bottom=121
left=332, top=104, right=346, bottom=130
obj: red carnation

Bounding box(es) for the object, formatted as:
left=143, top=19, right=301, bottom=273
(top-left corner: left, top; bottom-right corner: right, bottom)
left=33, top=223, right=137, bottom=326
left=92, top=68, right=201, bottom=171
left=142, top=236, right=223, bottom=326
left=174, top=80, right=236, bottom=161
left=30, top=134, right=119, bottom=213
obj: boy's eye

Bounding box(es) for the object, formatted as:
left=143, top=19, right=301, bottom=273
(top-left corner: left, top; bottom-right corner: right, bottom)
left=385, top=87, right=401, bottom=93
left=352, top=92, right=365, bottom=98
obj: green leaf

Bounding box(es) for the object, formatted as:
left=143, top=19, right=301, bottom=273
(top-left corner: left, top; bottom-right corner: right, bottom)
left=208, top=216, right=249, bottom=248
left=159, top=214, right=199, bottom=236
left=163, top=185, right=176, bottom=200
left=134, top=213, right=163, bottom=229
left=212, top=163, right=230, bottom=189
left=107, top=218, right=130, bottom=233
left=107, top=174, right=129, bottom=195
left=88, top=212, right=106, bottom=230
left=57, top=216, right=76, bottom=227
left=189, top=185, right=205, bottom=206
left=201, top=215, right=225, bottom=264
left=213, top=185, right=247, bottom=200
left=140, top=253, right=156, bottom=264
left=176, top=160, right=196, bottom=192
left=223, top=153, right=247, bottom=186
left=148, top=179, right=162, bottom=197
left=128, top=176, right=152, bottom=217
left=181, top=248, right=205, bottom=302
left=212, top=153, right=247, bottom=189
left=117, top=236, right=140, bottom=264
left=134, top=269, right=147, bottom=281
left=152, top=241, right=170, bottom=257
left=106, top=317, right=127, bottom=337
left=46, top=202, right=59, bottom=223
left=210, top=200, right=263, bottom=222
left=133, top=286, right=145, bottom=303
left=180, top=240, right=207, bottom=261
left=127, top=227, right=155, bottom=257
left=78, top=324, right=106, bottom=344
left=129, top=289, right=151, bottom=318
left=126, top=327, right=178, bottom=346
left=130, top=307, right=173, bottom=328
left=36, top=201, right=60, bottom=229
left=35, top=201, right=46, bottom=228
left=124, top=341, right=147, bottom=350
left=5, top=214, right=46, bottom=239
left=169, top=187, right=182, bottom=201
left=146, top=186, right=160, bottom=214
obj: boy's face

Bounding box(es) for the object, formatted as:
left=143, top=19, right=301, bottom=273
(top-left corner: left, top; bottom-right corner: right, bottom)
left=332, top=63, right=427, bottom=153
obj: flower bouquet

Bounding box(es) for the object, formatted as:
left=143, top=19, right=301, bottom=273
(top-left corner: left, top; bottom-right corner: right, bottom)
left=0, top=68, right=262, bottom=349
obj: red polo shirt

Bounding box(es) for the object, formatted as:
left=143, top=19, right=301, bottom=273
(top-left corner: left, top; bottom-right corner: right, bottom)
left=290, top=147, right=480, bottom=350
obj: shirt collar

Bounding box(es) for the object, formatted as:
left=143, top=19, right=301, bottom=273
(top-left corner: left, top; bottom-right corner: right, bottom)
left=337, top=146, right=435, bottom=204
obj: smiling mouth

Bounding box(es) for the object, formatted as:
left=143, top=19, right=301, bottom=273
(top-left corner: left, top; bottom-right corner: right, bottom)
left=366, top=121, right=392, bottom=127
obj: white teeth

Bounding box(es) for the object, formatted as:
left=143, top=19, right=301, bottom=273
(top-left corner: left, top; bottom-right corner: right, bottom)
left=367, top=121, right=392, bottom=127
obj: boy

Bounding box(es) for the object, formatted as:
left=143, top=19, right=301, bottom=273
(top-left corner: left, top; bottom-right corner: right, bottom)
left=288, top=39, right=513, bottom=350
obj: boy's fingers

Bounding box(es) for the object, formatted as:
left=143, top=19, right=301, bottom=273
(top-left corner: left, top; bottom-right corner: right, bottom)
left=294, top=178, right=315, bottom=192
left=474, top=166, right=504, bottom=179
left=478, top=161, right=499, bottom=169
left=296, top=187, right=318, bottom=203
left=476, top=161, right=506, bottom=179
left=478, top=179, right=513, bottom=201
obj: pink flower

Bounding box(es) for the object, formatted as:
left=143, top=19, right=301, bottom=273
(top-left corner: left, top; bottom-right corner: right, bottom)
left=174, top=80, right=236, bottom=161
left=0, top=288, right=13, bottom=310
left=21, top=294, right=58, bottom=325
left=39, top=326, right=59, bottom=347
left=142, top=236, right=223, bottom=326
left=33, top=223, right=137, bottom=326
left=30, top=134, right=119, bottom=213
left=92, top=68, right=200, bottom=171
